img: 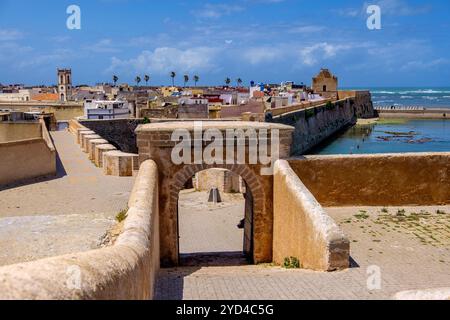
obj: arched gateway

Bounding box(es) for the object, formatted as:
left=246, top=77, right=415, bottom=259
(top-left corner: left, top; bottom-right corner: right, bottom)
left=136, top=121, right=294, bottom=267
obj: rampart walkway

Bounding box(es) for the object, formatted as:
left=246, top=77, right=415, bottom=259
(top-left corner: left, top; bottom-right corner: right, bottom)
left=0, top=130, right=134, bottom=266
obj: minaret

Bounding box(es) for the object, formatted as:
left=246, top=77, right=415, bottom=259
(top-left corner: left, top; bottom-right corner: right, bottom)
left=57, top=68, right=72, bottom=102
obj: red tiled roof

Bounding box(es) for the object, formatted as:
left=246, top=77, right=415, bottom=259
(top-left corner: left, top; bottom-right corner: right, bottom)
left=208, top=98, right=223, bottom=103
left=32, top=93, right=59, bottom=101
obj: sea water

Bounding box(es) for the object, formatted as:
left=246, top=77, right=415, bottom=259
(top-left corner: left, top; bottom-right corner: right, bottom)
left=344, top=87, right=450, bottom=109
left=309, top=119, right=450, bottom=155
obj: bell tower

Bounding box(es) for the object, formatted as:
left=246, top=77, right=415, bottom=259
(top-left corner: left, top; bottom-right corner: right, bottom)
left=57, top=68, right=72, bottom=102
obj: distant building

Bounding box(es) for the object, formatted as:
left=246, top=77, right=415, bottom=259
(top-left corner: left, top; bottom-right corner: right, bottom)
left=0, top=89, right=30, bottom=102
left=312, top=68, right=338, bottom=100
left=83, top=100, right=130, bottom=120
left=57, top=69, right=72, bottom=102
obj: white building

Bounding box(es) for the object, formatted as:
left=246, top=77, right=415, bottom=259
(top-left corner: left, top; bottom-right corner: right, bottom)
left=84, top=100, right=130, bottom=120
left=0, top=89, right=31, bottom=102
left=178, top=97, right=208, bottom=105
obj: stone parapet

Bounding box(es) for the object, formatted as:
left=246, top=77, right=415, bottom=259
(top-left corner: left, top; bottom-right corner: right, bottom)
left=88, top=139, right=109, bottom=160
left=103, top=151, right=139, bottom=177
left=273, top=160, right=349, bottom=271
left=0, top=160, right=160, bottom=300
left=77, top=130, right=95, bottom=145
left=94, top=144, right=117, bottom=168
left=81, top=134, right=101, bottom=152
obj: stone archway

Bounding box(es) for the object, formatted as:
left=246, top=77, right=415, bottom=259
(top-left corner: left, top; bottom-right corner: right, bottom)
left=136, top=121, right=294, bottom=267
left=171, top=164, right=265, bottom=263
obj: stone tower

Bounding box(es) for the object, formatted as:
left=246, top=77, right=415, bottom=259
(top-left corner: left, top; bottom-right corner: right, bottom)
left=57, top=68, right=72, bottom=102
left=312, top=68, right=338, bottom=100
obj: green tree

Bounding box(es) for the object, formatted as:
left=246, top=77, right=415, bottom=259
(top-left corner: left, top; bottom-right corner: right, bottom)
left=237, top=78, right=243, bottom=87
left=194, top=75, right=199, bottom=87
left=225, top=77, right=231, bottom=86
left=113, top=75, right=119, bottom=87
left=183, top=74, right=189, bottom=87
left=135, top=76, right=141, bottom=87
left=144, top=74, right=150, bottom=86
left=170, top=71, right=176, bottom=87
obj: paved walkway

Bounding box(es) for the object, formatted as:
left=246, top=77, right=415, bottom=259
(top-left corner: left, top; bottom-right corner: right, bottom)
left=155, top=204, right=450, bottom=300
left=0, top=130, right=134, bottom=267
left=179, top=189, right=245, bottom=255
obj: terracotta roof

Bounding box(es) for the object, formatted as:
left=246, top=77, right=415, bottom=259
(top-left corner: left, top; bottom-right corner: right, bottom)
left=32, top=93, right=59, bottom=101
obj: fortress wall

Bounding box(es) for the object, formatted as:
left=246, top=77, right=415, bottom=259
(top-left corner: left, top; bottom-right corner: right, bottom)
left=0, top=122, right=42, bottom=143
left=288, top=153, right=450, bottom=207
left=80, top=119, right=144, bottom=153
left=272, top=98, right=356, bottom=155
left=0, top=160, right=160, bottom=300
left=271, top=92, right=375, bottom=155
left=273, top=160, right=349, bottom=271
left=0, top=120, right=56, bottom=186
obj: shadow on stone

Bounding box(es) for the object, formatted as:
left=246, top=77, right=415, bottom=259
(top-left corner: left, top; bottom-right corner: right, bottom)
left=180, top=252, right=249, bottom=267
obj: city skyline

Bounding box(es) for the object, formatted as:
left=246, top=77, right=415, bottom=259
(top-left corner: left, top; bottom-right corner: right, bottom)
left=0, top=0, right=449, bottom=87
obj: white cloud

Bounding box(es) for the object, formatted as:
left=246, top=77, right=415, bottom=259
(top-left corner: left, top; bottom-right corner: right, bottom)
left=299, top=43, right=351, bottom=66
left=400, top=58, right=449, bottom=71
left=242, top=47, right=281, bottom=65
left=337, top=0, right=431, bottom=17
left=335, top=8, right=360, bottom=17
left=288, top=25, right=326, bottom=34
left=107, top=46, right=221, bottom=75
left=0, top=42, right=33, bottom=62
left=367, top=0, right=431, bottom=16
left=86, top=39, right=121, bottom=53
left=0, top=29, right=23, bottom=41
left=193, top=4, right=244, bottom=19
left=17, top=49, right=74, bottom=68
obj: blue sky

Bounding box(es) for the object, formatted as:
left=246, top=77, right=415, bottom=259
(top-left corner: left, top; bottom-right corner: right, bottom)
left=0, top=0, right=449, bottom=87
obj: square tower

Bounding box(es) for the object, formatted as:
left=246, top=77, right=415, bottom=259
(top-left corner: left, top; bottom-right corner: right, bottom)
left=57, top=68, right=72, bottom=102
left=312, top=68, right=338, bottom=100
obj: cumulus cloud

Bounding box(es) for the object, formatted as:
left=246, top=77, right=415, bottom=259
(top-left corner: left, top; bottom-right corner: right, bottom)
left=241, top=42, right=358, bottom=67
left=299, top=43, right=351, bottom=66
left=107, top=46, right=221, bottom=75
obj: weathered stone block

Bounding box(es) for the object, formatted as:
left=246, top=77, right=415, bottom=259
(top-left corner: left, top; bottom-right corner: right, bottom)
left=87, top=139, right=109, bottom=160
left=77, top=130, right=95, bottom=145
left=103, top=151, right=139, bottom=177
left=94, top=144, right=117, bottom=167
left=82, top=134, right=101, bottom=153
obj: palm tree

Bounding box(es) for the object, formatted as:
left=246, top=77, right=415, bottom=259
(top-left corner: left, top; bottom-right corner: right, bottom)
left=144, top=75, right=150, bottom=86
left=183, top=74, right=189, bottom=87
left=170, top=71, right=176, bottom=87
left=135, top=76, right=141, bottom=87
left=113, top=75, right=119, bottom=87
left=237, top=78, right=243, bottom=87
left=225, top=77, right=231, bottom=86
left=194, top=75, right=199, bottom=87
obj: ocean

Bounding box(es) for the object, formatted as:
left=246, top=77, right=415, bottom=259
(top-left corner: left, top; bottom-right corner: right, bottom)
left=309, top=119, right=450, bottom=155
left=345, top=87, right=450, bottom=109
